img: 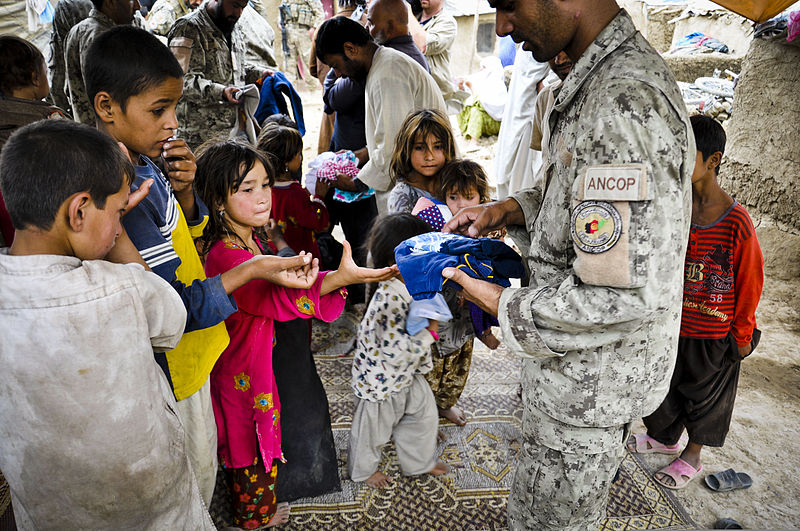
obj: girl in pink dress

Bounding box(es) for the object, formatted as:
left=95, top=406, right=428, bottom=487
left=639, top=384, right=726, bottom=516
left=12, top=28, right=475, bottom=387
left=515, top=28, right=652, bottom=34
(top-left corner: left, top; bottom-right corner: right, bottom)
left=195, top=140, right=395, bottom=529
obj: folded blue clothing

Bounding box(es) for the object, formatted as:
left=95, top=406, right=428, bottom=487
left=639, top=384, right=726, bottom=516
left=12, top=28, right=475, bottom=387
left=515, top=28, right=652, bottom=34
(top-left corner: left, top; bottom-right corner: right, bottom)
left=406, top=293, right=453, bottom=335
left=394, top=232, right=524, bottom=301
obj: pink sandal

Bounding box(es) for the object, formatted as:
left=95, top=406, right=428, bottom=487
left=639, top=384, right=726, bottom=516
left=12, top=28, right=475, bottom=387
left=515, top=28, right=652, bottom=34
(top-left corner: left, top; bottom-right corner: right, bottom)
left=655, top=458, right=702, bottom=490
left=627, top=433, right=685, bottom=455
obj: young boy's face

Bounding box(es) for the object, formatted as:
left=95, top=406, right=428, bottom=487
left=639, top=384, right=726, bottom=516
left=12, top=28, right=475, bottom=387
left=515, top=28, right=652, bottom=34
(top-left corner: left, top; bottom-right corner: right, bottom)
left=445, top=186, right=481, bottom=216
left=76, top=180, right=130, bottom=260
left=691, top=150, right=720, bottom=184
left=109, top=77, right=182, bottom=161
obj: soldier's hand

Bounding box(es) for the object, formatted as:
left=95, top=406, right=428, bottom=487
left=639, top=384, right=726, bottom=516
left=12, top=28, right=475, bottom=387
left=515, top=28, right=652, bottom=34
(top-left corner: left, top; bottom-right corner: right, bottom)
left=442, top=198, right=524, bottom=238
left=441, top=267, right=503, bottom=317
left=260, top=69, right=275, bottom=80
left=223, top=86, right=241, bottom=103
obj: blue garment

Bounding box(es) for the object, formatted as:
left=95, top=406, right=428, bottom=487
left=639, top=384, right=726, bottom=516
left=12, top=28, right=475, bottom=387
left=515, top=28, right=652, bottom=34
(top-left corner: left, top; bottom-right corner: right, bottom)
left=498, top=36, right=516, bottom=67
left=123, top=156, right=237, bottom=333
left=255, top=71, right=306, bottom=135
left=394, top=232, right=524, bottom=301
left=406, top=293, right=453, bottom=335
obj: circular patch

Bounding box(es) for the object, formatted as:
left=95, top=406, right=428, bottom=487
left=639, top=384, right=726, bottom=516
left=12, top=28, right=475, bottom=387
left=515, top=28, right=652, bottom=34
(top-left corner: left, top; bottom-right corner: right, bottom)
left=571, top=201, right=622, bottom=254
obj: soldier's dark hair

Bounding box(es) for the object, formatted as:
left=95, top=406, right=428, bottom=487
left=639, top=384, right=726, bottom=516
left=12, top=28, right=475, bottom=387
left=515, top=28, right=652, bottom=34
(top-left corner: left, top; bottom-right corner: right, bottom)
left=365, top=213, right=431, bottom=268
left=0, top=120, right=134, bottom=231
left=90, top=0, right=104, bottom=9
left=315, top=16, right=372, bottom=61
left=84, top=26, right=183, bottom=114
left=438, top=159, right=491, bottom=204
left=194, top=139, right=274, bottom=257
left=690, top=114, right=726, bottom=175
left=0, top=35, right=45, bottom=97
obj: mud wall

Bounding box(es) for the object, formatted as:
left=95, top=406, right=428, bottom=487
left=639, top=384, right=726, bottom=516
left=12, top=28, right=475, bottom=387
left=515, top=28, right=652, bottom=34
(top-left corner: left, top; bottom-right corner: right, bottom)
left=721, top=37, right=800, bottom=285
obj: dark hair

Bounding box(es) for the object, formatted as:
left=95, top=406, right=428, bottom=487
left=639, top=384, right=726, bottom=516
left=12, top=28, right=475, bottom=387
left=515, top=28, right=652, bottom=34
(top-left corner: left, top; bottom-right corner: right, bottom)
left=315, top=16, right=372, bottom=61
left=0, top=120, right=134, bottom=231
left=690, top=114, right=726, bottom=175
left=438, top=159, right=491, bottom=203
left=256, top=123, right=303, bottom=170
left=365, top=213, right=431, bottom=268
left=84, top=26, right=183, bottom=114
left=0, top=35, right=45, bottom=97
left=262, top=113, right=299, bottom=130
left=90, top=0, right=104, bottom=9
left=194, top=140, right=274, bottom=255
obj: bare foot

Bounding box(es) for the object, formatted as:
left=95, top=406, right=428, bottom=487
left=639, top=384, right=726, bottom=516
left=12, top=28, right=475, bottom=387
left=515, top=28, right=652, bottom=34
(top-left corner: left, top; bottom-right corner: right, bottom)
left=365, top=471, right=393, bottom=488
left=265, top=502, right=290, bottom=527
left=439, top=406, right=467, bottom=426
left=428, top=461, right=450, bottom=476
left=437, top=429, right=448, bottom=443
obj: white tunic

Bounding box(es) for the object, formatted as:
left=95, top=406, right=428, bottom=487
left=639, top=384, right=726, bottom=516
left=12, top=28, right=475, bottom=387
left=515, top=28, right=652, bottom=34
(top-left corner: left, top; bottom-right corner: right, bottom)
left=494, top=45, right=550, bottom=199
left=0, top=251, right=215, bottom=530
left=360, top=46, right=446, bottom=193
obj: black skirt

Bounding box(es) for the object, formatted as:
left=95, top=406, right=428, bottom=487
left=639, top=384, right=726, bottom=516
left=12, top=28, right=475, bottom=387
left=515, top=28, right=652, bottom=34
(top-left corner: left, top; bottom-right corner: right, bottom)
left=272, top=318, right=341, bottom=502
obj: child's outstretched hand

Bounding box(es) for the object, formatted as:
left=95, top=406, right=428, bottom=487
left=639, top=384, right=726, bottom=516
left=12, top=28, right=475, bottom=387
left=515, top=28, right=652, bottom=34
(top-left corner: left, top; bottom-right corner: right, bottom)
left=250, top=252, right=320, bottom=289
left=320, top=240, right=398, bottom=295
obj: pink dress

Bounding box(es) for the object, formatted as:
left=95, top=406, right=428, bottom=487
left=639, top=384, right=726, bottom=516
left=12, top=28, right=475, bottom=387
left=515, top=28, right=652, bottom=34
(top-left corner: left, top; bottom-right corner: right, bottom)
left=204, top=240, right=347, bottom=468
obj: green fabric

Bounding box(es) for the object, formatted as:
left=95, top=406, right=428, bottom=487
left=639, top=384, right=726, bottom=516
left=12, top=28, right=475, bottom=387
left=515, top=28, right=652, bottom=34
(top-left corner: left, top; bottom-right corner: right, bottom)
left=457, top=100, right=501, bottom=139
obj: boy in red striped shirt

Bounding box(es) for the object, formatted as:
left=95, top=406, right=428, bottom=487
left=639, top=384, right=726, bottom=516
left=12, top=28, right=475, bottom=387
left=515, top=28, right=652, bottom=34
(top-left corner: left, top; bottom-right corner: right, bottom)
left=628, top=115, right=764, bottom=489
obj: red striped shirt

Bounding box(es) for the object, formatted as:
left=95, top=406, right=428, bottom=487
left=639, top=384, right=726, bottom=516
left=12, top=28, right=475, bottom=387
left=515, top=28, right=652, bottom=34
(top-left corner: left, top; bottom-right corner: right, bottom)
left=680, top=202, right=763, bottom=346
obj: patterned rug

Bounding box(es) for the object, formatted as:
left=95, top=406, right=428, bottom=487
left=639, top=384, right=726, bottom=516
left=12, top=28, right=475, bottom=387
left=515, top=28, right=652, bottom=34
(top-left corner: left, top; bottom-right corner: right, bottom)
left=209, top=319, right=697, bottom=531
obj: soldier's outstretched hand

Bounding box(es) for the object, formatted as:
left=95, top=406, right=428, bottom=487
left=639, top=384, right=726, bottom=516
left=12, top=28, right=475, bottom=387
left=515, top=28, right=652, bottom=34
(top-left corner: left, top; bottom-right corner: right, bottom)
left=442, top=198, right=524, bottom=238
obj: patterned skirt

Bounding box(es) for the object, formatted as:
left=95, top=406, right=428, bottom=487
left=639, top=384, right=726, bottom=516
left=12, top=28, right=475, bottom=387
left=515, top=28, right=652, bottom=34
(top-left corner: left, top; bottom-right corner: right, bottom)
left=224, top=457, right=278, bottom=529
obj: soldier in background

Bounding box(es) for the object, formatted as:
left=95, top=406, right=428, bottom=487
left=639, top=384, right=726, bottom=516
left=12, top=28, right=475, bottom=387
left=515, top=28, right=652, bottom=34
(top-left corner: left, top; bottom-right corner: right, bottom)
left=47, top=0, right=92, bottom=114
left=167, top=0, right=273, bottom=149
left=442, top=0, right=695, bottom=529
left=280, top=0, right=324, bottom=88
left=147, top=0, right=201, bottom=37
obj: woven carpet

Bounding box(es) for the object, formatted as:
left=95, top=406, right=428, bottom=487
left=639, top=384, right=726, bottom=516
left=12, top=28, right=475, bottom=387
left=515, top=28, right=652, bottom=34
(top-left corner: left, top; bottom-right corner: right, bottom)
left=209, top=314, right=697, bottom=531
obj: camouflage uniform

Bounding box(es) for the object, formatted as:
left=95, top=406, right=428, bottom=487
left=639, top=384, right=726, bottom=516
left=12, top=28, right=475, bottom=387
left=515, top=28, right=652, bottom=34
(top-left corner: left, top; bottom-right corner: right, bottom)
left=167, top=6, right=264, bottom=149
left=238, top=5, right=278, bottom=71
left=147, top=0, right=193, bottom=37
left=64, top=8, right=116, bottom=124
left=281, top=0, right=323, bottom=84
left=48, top=0, right=92, bottom=114
left=497, top=11, right=695, bottom=530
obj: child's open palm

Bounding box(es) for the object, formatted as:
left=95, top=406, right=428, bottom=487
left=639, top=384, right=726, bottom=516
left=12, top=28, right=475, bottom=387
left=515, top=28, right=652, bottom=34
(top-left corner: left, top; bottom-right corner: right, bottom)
left=321, top=241, right=398, bottom=295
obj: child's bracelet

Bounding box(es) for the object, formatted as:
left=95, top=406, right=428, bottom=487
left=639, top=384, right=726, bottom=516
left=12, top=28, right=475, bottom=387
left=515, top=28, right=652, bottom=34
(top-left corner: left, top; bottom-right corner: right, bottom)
left=429, top=329, right=439, bottom=341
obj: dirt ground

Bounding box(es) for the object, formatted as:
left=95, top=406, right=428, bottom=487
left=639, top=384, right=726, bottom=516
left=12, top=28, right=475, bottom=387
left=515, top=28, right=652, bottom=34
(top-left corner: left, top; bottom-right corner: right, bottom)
left=296, top=84, right=800, bottom=530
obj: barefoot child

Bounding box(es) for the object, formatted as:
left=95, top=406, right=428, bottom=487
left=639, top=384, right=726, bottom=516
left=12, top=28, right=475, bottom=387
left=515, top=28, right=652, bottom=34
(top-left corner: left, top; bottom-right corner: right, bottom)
left=195, top=140, right=396, bottom=526
left=387, top=108, right=456, bottom=214
left=628, top=115, right=764, bottom=489
left=349, top=213, right=450, bottom=488
left=257, top=123, right=330, bottom=259
left=0, top=120, right=214, bottom=529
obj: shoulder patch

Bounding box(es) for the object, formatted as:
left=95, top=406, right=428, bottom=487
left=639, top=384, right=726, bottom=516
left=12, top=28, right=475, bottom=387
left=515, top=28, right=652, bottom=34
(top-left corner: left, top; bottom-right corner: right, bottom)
left=571, top=201, right=622, bottom=254
left=579, top=163, right=648, bottom=202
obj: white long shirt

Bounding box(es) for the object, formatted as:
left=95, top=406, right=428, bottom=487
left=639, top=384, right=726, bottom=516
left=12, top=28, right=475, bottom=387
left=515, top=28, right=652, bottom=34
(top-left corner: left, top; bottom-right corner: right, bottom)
left=360, top=46, right=446, bottom=192
left=0, top=251, right=215, bottom=530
